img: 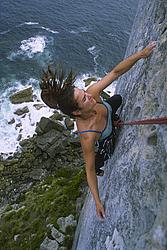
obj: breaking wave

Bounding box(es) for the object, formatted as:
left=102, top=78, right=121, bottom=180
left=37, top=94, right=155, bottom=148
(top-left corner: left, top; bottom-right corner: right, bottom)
left=8, top=35, right=49, bottom=60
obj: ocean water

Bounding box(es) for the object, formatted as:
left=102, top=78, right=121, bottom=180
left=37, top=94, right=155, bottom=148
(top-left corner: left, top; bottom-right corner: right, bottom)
left=0, top=0, right=139, bottom=157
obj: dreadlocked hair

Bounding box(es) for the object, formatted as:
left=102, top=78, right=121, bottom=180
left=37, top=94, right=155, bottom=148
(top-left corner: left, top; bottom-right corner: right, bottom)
left=40, top=65, right=79, bottom=117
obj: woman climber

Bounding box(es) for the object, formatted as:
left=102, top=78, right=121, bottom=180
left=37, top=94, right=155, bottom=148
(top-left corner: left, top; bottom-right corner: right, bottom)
left=40, top=41, right=156, bottom=219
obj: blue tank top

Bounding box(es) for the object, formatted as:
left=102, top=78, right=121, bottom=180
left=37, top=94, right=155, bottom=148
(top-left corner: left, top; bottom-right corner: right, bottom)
left=77, top=100, right=113, bottom=141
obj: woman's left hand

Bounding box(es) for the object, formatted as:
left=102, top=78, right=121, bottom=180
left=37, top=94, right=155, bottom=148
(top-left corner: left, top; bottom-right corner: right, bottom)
left=95, top=201, right=105, bottom=219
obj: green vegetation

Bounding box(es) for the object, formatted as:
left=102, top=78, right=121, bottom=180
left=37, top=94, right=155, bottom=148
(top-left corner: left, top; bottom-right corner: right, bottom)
left=0, top=167, right=86, bottom=250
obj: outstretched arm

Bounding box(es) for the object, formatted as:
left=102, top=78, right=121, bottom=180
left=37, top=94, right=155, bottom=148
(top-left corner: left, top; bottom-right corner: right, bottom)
left=80, top=135, right=105, bottom=219
left=88, top=41, right=156, bottom=95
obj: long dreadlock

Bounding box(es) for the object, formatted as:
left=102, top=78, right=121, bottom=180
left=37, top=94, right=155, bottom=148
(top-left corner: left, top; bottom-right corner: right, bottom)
left=40, top=65, right=79, bottom=117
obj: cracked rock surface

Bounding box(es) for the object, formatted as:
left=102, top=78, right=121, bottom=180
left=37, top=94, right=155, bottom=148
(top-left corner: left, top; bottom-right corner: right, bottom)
left=73, top=1, right=167, bottom=250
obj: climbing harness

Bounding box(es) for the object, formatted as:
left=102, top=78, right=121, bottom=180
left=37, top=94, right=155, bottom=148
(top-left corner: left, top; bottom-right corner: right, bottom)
left=95, top=131, right=116, bottom=176
left=95, top=115, right=119, bottom=176
left=113, top=116, right=167, bottom=127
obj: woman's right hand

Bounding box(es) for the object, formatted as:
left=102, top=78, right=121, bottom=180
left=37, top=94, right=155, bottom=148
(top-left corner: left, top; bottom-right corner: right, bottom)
left=95, top=200, right=105, bottom=219
left=140, top=41, right=156, bottom=58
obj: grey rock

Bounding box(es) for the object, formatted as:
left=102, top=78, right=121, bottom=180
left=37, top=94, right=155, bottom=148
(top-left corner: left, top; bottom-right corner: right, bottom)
left=35, top=117, right=65, bottom=135
left=19, top=139, right=29, bottom=147
left=46, top=140, right=66, bottom=158
left=15, top=123, right=22, bottom=128
left=57, top=215, right=77, bottom=233
left=76, top=197, right=83, bottom=215
left=50, top=112, right=64, bottom=121
left=40, top=236, right=59, bottom=250
left=35, top=129, right=60, bottom=151
left=35, top=126, right=43, bottom=135
left=33, top=103, right=45, bottom=110
left=14, top=106, right=29, bottom=116
left=17, top=134, right=22, bottom=141
left=49, top=225, right=65, bottom=243
left=8, top=118, right=15, bottom=124
left=29, top=168, right=46, bottom=180
left=9, top=86, right=33, bottom=104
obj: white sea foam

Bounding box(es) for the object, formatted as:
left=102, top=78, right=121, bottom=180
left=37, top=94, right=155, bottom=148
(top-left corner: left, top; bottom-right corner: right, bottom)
left=8, top=35, right=47, bottom=60
left=70, top=26, right=90, bottom=34
left=0, top=30, right=10, bottom=35
left=20, top=36, right=46, bottom=57
left=17, top=22, right=39, bottom=27
left=24, top=22, right=39, bottom=25
left=105, top=81, right=117, bottom=96
left=0, top=79, right=54, bottom=158
left=87, top=45, right=101, bottom=73
left=88, top=46, right=97, bottom=55
left=70, top=30, right=78, bottom=34
left=41, top=26, right=59, bottom=34
left=16, top=22, right=59, bottom=35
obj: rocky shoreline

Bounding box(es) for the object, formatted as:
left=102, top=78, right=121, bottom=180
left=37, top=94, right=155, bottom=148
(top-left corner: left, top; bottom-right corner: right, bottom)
left=0, top=87, right=88, bottom=250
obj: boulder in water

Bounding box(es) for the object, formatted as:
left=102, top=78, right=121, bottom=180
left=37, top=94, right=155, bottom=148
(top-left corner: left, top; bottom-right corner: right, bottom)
left=14, top=106, right=29, bottom=116
left=9, top=86, right=33, bottom=104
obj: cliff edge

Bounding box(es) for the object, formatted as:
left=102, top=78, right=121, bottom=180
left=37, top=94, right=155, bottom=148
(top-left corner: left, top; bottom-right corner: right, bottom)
left=73, top=0, right=167, bottom=249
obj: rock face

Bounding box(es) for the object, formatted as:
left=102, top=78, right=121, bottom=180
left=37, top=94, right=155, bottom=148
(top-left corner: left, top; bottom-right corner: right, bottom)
left=73, top=1, right=167, bottom=250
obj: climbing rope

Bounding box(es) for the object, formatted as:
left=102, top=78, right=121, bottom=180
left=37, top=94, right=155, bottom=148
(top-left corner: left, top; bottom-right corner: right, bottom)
left=114, top=116, right=167, bottom=127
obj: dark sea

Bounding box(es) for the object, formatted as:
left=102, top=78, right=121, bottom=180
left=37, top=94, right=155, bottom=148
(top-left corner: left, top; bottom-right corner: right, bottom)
left=0, top=0, right=138, bottom=156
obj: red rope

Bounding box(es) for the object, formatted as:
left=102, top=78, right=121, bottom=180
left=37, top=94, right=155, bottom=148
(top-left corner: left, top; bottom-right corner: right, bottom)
left=114, top=116, right=167, bottom=127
